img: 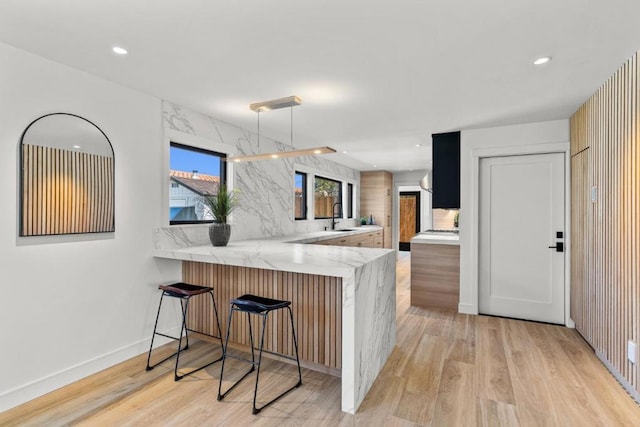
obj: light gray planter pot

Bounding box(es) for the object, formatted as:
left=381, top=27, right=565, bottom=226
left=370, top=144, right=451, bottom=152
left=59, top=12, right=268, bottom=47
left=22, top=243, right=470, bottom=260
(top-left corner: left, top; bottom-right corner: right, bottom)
left=209, top=223, right=231, bottom=246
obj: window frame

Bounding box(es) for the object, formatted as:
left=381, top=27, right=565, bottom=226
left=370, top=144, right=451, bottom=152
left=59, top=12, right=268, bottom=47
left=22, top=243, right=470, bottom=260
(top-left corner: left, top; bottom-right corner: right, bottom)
left=347, top=183, right=354, bottom=218
left=169, top=141, right=227, bottom=225
left=294, top=171, right=307, bottom=220
left=313, top=175, right=343, bottom=220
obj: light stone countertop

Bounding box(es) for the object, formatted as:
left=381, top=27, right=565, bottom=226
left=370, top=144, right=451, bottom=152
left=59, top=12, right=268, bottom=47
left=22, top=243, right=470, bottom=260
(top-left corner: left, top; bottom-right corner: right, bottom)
left=410, top=232, right=460, bottom=246
left=153, top=225, right=390, bottom=278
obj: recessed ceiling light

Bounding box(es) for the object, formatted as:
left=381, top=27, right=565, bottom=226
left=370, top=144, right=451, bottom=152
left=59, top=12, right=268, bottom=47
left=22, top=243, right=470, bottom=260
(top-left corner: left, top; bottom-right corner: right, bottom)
left=533, top=56, right=551, bottom=65
left=271, top=154, right=279, bottom=159
left=112, top=46, right=128, bottom=55
left=72, top=145, right=81, bottom=149
left=342, top=150, right=348, bottom=154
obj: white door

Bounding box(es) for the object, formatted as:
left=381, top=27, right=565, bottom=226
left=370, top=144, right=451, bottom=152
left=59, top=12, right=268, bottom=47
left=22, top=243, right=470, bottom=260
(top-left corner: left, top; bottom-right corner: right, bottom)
left=479, top=153, right=565, bottom=324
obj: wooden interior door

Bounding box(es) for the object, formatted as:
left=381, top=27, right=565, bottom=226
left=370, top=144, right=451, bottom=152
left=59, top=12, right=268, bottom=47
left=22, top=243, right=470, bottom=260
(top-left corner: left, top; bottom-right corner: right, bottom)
left=399, top=191, right=420, bottom=251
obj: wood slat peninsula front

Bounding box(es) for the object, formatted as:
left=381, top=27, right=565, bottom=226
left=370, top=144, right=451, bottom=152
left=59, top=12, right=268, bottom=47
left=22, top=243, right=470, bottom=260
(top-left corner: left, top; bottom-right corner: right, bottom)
left=183, top=262, right=343, bottom=375
left=410, top=234, right=460, bottom=311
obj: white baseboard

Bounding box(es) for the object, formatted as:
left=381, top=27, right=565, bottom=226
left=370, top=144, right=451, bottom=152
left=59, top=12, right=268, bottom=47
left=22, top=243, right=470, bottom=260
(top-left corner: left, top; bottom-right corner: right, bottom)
left=0, top=328, right=178, bottom=413
left=596, top=350, right=640, bottom=404
left=458, top=303, right=477, bottom=315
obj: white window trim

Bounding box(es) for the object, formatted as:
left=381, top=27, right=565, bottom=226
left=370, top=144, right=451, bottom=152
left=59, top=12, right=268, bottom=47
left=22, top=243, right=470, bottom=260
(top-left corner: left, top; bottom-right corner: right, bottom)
left=164, top=129, right=236, bottom=226
left=293, top=164, right=357, bottom=222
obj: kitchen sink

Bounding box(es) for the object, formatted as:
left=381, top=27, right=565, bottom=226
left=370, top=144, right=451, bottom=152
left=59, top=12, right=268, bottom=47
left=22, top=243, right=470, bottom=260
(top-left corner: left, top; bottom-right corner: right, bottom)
left=329, top=228, right=355, bottom=232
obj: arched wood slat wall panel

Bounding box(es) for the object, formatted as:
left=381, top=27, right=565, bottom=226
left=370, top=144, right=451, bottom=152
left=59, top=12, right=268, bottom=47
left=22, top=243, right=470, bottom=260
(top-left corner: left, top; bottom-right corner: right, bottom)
left=570, top=51, right=639, bottom=398
left=21, top=144, right=115, bottom=236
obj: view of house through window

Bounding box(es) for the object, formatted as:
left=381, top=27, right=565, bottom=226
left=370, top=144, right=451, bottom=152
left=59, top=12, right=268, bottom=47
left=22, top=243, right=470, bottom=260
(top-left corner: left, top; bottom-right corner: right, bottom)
left=314, top=176, right=342, bottom=219
left=169, top=142, right=226, bottom=224
left=295, top=172, right=307, bottom=220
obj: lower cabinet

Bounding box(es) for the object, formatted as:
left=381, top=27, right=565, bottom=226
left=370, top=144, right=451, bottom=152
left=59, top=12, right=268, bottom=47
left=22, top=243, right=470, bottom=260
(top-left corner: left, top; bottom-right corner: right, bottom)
left=410, top=242, right=460, bottom=311
left=316, top=230, right=383, bottom=248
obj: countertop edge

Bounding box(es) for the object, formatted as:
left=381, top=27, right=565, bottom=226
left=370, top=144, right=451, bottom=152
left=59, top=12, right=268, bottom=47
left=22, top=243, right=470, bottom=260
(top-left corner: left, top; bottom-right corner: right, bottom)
left=410, top=234, right=460, bottom=246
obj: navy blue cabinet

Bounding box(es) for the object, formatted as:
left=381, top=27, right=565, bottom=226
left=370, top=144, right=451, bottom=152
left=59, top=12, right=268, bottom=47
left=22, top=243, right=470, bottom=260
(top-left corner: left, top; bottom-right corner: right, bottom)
left=431, top=131, right=460, bottom=209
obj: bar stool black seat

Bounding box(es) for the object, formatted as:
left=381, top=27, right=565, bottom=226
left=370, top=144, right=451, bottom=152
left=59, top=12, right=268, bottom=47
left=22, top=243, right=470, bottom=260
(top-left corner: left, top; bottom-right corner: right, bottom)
left=146, top=282, right=223, bottom=381
left=217, top=294, right=302, bottom=414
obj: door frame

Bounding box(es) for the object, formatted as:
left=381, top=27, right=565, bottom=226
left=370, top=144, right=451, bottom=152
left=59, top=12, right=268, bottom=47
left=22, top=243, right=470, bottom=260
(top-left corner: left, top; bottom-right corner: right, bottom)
left=478, top=153, right=566, bottom=324
left=462, top=142, right=573, bottom=327
left=394, top=183, right=430, bottom=251
left=399, top=191, right=421, bottom=251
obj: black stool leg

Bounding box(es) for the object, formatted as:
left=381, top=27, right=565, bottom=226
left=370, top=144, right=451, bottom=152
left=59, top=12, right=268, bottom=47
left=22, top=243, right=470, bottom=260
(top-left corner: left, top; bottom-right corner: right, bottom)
left=146, top=292, right=166, bottom=371
left=288, top=306, right=303, bottom=386
left=210, top=291, right=224, bottom=350
left=218, top=309, right=258, bottom=401
left=247, top=312, right=256, bottom=366
left=252, top=313, right=268, bottom=414
left=173, top=296, right=191, bottom=381
left=252, top=308, right=303, bottom=415
left=217, top=307, right=234, bottom=400
left=146, top=293, right=190, bottom=372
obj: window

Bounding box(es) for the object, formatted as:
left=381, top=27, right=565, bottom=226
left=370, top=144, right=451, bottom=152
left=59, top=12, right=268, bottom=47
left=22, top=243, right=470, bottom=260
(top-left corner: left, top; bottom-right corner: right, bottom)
left=295, top=172, right=307, bottom=220
left=314, top=176, right=342, bottom=219
left=169, top=142, right=226, bottom=224
left=347, top=183, right=354, bottom=218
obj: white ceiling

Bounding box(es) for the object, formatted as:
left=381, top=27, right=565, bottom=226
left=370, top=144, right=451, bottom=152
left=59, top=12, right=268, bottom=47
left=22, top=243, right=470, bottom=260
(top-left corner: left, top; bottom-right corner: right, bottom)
left=2, top=0, right=640, bottom=172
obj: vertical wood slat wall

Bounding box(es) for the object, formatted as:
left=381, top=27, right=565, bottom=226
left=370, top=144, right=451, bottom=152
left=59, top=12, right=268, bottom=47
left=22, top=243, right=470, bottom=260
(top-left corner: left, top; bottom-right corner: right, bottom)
left=360, top=170, right=392, bottom=248
left=21, top=144, right=115, bottom=236
left=182, top=262, right=343, bottom=371
left=570, top=51, right=639, bottom=396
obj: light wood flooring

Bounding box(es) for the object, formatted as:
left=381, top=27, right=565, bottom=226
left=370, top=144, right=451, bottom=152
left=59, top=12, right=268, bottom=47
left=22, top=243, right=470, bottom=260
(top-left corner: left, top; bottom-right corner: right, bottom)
left=1, top=252, right=639, bottom=426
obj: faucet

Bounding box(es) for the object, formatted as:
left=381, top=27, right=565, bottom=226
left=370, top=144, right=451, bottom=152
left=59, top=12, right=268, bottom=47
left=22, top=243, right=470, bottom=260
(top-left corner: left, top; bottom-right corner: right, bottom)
left=331, top=202, right=342, bottom=230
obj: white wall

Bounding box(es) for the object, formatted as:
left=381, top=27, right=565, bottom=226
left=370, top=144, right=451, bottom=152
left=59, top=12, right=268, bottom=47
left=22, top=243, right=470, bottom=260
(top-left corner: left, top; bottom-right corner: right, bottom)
left=0, top=42, right=182, bottom=411
left=459, top=120, right=570, bottom=318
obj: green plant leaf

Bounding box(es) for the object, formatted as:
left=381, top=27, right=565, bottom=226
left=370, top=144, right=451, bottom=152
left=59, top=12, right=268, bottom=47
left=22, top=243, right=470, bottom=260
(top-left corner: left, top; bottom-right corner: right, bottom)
left=201, top=184, right=238, bottom=223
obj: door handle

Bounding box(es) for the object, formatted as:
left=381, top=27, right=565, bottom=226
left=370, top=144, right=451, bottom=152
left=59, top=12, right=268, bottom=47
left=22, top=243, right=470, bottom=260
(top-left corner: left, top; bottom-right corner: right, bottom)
left=548, top=242, right=564, bottom=252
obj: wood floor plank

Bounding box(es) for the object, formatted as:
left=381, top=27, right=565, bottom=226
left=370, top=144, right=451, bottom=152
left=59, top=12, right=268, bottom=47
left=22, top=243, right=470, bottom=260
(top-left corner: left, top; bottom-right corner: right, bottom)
left=475, top=324, right=516, bottom=405
left=431, top=359, right=476, bottom=426
left=477, top=399, right=520, bottom=427
left=1, top=252, right=639, bottom=426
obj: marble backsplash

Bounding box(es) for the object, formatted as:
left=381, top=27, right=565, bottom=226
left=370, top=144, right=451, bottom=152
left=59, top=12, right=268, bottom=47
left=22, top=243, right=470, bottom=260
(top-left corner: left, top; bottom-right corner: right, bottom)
left=162, top=101, right=359, bottom=241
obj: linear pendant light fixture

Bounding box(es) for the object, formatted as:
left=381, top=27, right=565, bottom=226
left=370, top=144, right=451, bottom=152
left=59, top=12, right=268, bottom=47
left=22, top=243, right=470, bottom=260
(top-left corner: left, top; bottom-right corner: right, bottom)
left=249, top=95, right=302, bottom=112
left=226, top=95, right=336, bottom=162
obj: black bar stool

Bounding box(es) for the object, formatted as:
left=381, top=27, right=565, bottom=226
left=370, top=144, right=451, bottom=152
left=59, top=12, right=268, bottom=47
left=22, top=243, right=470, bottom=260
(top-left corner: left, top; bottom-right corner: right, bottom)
left=146, top=282, right=223, bottom=381
left=217, top=294, right=302, bottom=414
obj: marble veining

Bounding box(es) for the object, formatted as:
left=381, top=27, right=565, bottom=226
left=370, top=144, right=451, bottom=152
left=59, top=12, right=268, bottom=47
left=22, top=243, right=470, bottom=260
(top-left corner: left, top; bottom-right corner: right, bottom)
left=162, top=101, right=360, bottom=242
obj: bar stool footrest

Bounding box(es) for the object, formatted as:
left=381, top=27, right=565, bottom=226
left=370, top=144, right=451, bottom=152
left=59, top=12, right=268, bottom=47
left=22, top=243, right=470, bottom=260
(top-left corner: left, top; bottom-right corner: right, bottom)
left=253, top=380, right=303, bottom=415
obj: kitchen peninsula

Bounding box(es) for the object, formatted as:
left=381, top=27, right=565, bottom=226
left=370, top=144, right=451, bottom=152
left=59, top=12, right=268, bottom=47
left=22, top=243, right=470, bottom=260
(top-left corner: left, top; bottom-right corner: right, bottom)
left=153, top=226, right=396, bottom=414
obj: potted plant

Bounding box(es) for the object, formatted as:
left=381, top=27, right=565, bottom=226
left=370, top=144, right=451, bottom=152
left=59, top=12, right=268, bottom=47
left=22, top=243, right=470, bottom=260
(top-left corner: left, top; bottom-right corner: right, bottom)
left=453, top=210, right=459, bottom=228
left=202, top=184, right=238, bottom=246
left=360, top=216, right=368, bottom=226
